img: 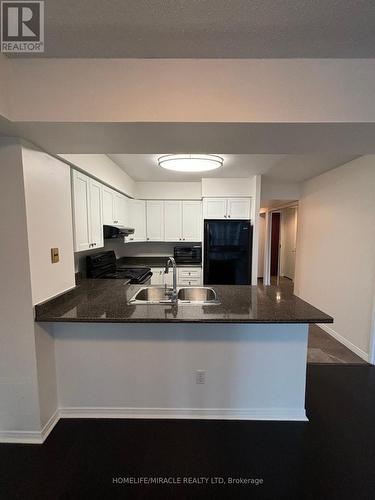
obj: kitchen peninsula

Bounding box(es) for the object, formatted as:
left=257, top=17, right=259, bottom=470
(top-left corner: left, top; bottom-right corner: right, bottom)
left=35, top=280, right=333, bottom=422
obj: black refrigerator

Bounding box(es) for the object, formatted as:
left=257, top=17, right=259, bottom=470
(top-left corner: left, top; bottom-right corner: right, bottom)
left=204, top=220, right=253, bottom=285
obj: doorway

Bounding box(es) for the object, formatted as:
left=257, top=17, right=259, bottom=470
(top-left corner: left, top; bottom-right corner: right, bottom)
left=270, top=212, right=280, bottom=279
left=280, top=206, right=297, bottom=281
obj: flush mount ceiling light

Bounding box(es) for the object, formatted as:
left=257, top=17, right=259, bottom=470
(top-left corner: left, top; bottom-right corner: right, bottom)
left=158, top=154, right=223, bottom=173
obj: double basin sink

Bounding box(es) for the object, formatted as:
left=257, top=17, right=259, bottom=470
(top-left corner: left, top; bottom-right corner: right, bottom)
left=129, top=286, right=220, bottom=305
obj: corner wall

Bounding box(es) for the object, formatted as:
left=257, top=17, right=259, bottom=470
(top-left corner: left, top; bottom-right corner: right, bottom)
left=294, top=156, right=375, bottom=360
left=23, top=143, right=75, bottom=305
left=0, top=138, right=42, bottom=438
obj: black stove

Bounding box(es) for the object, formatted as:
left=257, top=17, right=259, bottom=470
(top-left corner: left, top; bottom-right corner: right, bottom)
left=86, top=251, right=152, bottom=284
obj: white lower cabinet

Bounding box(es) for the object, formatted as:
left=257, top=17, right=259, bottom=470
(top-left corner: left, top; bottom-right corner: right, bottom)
left=177, top=267, right=202, bottom=286
left=179, top=278, right=201, bottom=286
left=150, top=266, right=202, bottom=286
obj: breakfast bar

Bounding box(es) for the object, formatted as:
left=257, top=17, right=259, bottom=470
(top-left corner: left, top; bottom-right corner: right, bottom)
left=35, top=280, right=333, bottom=422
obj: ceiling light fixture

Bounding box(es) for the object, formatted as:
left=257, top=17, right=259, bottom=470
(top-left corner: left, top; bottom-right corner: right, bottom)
left=158, top=154, right=223, bottom=173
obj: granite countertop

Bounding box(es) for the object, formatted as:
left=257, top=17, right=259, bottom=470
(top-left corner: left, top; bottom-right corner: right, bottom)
left=35, top=280, right=334, bottom=324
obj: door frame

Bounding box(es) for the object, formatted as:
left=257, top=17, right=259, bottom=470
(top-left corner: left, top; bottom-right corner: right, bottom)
left=263, top=202, right=298, bottom=286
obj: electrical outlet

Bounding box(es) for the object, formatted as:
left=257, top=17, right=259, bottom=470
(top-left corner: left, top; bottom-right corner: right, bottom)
left=196, top=370, right=206, bottom=384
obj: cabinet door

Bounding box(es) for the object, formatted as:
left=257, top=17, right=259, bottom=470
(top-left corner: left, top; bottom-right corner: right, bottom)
left=146, top=201, right=164, bottom=241
left=89, top=178, right=104, bottom=249
left=203, top=198, right=227, bottom=219
left=113, top=192, right=127, bottom=226
left=102, top=186, right=114, bottom=225
left=227, top=198, right=251, bottom=220
left=72, top=170, right=91, bottom=252
left=178, top=277, right=201, bottom=287
left=127, top=199, right=146, bottom=242
left=164, top=201, right=183, bottom=241
left=182, top=201, right=202, bottom=241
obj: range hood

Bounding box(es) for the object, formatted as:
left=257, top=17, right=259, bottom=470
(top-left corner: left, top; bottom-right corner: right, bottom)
left=103, top=224, right=135, bottom=239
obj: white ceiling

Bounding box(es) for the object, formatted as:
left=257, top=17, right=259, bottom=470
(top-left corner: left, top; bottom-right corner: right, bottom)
left=10, top=0, right=375, bottom=58
left=108, top=154, right=357, bottom=182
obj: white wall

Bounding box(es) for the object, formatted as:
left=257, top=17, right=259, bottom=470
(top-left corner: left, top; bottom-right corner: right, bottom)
left=202, top=177, right=255, bottom=197
left=261, top=179, right=301, bottom=202
left=54, top=322, right=308, bottom=421
left=136, top=181, right=201, bottom=200
left=58, top=154, right=136, bottom=198
left=294, top=156, right=375, bottom=359
left=23, top=144, right=75, bottom=305
left=0, top=138, right=42, bottom=436
left=0, top=54, right=10, bottom=118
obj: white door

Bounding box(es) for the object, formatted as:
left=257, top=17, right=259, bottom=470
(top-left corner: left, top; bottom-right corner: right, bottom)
left=72, top=170, right=91, bottom=252
left=113, top=192, right=127, bottom=226
left=182, top=201, right=202, bottom=241
left=102, top=186, right=114, bottom=225
left=282, top=207, right=298, bottom=280
left=127, top=199, right=146, bottom=242
left=146, top=201, right=164, bottom=241
left=89, top=179, right=104, bottom=249
left=227, top=198, right=251, bottom=219
left=203, top=198, right=227, bottom=219
left=164, top=201, right=183, bottom=241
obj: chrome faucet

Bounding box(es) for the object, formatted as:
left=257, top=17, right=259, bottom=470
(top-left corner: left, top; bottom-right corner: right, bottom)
left=164, top=256, right=178, bottom=302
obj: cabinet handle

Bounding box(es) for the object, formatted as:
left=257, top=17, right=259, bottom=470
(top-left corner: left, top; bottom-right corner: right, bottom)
left=183, top=238, right=185, bottom=241
left=228, top=215, right=231, bottom=218
left=224, top=215, right=227, bottom=218
left=147, top=237, right=150, bottom=240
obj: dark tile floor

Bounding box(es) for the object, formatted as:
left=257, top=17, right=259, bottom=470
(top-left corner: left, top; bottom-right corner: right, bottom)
left=1, top=365, right=374, bottom=499
left=308, top=324, right=366, bottom=364
left=262, top=277, right=366, bottom=365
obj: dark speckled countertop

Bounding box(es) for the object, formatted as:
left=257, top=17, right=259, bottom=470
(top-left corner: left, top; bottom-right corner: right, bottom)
left=35, top=280, right=333, bottom=324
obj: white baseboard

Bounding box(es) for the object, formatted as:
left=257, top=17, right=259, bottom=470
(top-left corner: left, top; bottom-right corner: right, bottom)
left=0, top=410, right=60, bottom=444
left=317, top=323, right=369, bottom=362
left=59, top=406, right=308, bottom=422
left=0, top=407, right=307, bottom=444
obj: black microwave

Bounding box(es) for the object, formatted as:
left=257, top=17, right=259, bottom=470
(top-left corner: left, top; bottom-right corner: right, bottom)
left=174, top=245, right=202, bottom=264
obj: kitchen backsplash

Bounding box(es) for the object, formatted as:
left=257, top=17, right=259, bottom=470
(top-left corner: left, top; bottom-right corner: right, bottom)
left=74, top=239, right=200, bottom=274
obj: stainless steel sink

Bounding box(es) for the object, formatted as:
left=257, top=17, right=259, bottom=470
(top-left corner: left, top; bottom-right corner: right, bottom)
left=129, top=287, right=174, bottom=304
left=129, top=286, right=219, bottom=305
left=177, top=287, right=218, bottom=303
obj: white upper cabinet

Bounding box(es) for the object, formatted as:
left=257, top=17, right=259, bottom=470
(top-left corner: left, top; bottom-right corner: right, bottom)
left=127, top=199, right=146, bottom=242
left=203, top=198, right=227, bottom=219
left=203, top=197, right=251, bottom=220
left=102, top=186, right=115, bottom=225
left=163, top=200, right=202, bottom=242
left=102, top=185, right=128, bottom=226
left=182, top=201, right=202, bottom=241
left=72, top=170, right=104, bottom=252
left=146, top=200, right=164, bottom=241
left=113, top=191, right=127, bottom=226
left=227, top=198, right=251, bottom=219
left=164, top=201, right=183, bottom=241
left=72, top=170, right=91, bottom=251
left=88, top=178, right=104, bottom=249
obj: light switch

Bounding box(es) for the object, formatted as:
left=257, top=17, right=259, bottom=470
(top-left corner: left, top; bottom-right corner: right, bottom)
left=51, top=248, right=59, bottom=263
